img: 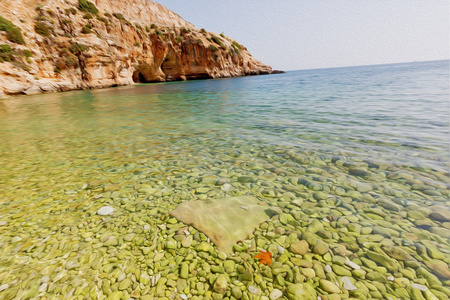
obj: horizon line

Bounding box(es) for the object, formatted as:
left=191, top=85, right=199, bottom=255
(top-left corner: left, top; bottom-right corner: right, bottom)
left=282, top=58, right=450, bottom=72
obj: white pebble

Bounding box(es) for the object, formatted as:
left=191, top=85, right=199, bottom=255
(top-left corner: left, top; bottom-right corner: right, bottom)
left=144, top=225, right=150, bottom=230
left=248, top=285, right=258, bottom=294
left=269, top=288, right=283, bottom=300
left=184, top=230, right=190, bottom=235
left=387, top=276, right=394, bottom=281
left=277, top=245, right=285, bottom=254
left=221, top=183, right=231, bottom=191
left=323, top=218, right=330, bottom=223
left=41, top=275, right=50, bottom=283
left=38, top=283, right=48, bottom=293
left=411, top=283, right=428, bottom=291
left=180, top=295, right=187, bottom=300
left=344, top=260, right=361, bottom=270
left=325, top=265, right=332, bottom=273
left=93, top=193, right=103, bottom=199
left=97, top=206, right=114, bottom=215
left=11, top=236, right=22, bottom=243
left=341, top=277, right=358, bottom=290
left=0, top=284, right=9, bottom=291
left=117, top=273, right=126, bottom=282
left=0, top=221, right=7, bottom=226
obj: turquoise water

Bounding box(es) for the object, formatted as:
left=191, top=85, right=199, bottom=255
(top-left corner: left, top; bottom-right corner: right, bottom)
left=0, top=60, right=449, bottom=299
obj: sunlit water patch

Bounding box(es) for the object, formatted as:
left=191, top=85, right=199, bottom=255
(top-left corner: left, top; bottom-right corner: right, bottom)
left=0, top=60, right=448, bottom=299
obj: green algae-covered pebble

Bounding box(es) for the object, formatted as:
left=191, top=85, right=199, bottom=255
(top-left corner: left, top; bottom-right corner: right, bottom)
left=107, top=291, right=123, bottom=300
left=290, top=240, right=309, bottom=255
left=232, top=286, right=243, bottom=299
left=302, top=232, right=318, bottom=247
left=118, top=278, right=131, bottom=290
left=366, top=250, right=399, bottom=271
left=313, top=263, right=326, bottom=279
left=224, top=260, right=235, bottom=273
left=332, top=265, right=352, bottom=276
left=213, top=274, right=228, bottom=294
left=286, top=283, right=317, bottom=300
left=211, top=265, right=225, bottom=273
left=319, top=279, right=341, bottom=294
left=180, top=262, right=189, bottom=279
left=165, top=240, right=177, bottom=250
left=313, top=240, right=329, bottom=255
left=416, top=267, right=441, bottom=286
left=352, top=269, right=366, bottom=279
left=301, top=268, right=316, bottom=279
left=313, top=191, right=328, bottom=200
left=197, top=242, right=212, bottom=252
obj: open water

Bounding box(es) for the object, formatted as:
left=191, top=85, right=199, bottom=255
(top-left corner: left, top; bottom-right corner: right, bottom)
left=0, top=60, right=448, bottom=299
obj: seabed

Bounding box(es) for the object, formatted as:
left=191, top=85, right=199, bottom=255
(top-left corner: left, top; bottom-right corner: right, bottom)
left=0, top=138, right=449, bottom=300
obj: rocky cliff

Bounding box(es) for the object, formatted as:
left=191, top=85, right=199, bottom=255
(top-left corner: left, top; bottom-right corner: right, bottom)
left=0, top=0, right=272, bottom=97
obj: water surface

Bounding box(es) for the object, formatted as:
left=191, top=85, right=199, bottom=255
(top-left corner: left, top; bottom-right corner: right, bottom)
left=0, top=60, right=449, bottom=299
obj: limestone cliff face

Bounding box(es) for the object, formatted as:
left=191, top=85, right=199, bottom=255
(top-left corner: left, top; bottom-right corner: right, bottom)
left=0, top=0, right=272, bottom=97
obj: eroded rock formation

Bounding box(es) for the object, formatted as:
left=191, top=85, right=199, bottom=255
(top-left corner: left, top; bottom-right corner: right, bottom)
left=0, top=0, right=272, bottom=97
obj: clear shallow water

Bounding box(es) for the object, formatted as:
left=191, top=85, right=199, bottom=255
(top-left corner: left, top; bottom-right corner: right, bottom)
left=0, top=60, right=449, bottom=299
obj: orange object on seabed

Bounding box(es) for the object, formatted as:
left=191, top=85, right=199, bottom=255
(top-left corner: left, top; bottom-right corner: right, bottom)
left=254, top=250, right=272, bottom=266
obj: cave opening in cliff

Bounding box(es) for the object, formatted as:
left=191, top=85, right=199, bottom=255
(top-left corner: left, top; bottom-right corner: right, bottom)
left=137, top=73, right=147, bottom=83
left=161, top=48, right=181, bottom=81
left=132, top=63, right=153, bottom=83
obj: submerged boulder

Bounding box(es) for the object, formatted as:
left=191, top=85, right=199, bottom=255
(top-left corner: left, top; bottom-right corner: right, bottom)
left=170, top=196, right=280, bottom=253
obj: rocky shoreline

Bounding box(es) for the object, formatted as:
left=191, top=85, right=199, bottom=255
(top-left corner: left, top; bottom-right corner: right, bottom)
left=0, top=0, right=273, bottom=98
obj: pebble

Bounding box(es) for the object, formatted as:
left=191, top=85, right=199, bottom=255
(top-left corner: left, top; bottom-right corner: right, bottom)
left=290, top=240, right=309, bottom=255
left=213, top=275, right=228, bottom=294
left=0, top=221, right=6, bottom=226
left=341, top=277, right=357, bottom=290
left=97, top=206, right=114, bottom=215
left=277, top=245, right=285, bottom=254
left=248, top=285, right=258, bottom=294
left=313, top=240, right=329, bottom=255
left=0, top=284, right=9, bottom=291
left=411, top=283, right=428, bottom=291
left=319, top=279, right=341, bottom=294
left=180, top=294, right=187, bottom=300
left=182, top=235, right=193, bottom=248
left=38, top=283, right=47, bottom=293
left=269, top=288, right=283, bottom=300
left=286, top=283, right=317, bottom=299
left=221, top=183, right=231, bottom=191
left=344, top=260, right=361, bottom=270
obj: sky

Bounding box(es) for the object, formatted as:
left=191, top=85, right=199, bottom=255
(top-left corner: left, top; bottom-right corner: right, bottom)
left=154, top=0, right=449, bottom=71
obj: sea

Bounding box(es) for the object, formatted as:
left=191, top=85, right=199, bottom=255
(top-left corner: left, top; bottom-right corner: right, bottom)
left=0, top=60, right=448, bottom=299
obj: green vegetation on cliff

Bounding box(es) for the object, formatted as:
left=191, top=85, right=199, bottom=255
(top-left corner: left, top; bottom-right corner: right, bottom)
left=0, top=16, right=25, bottom=44
left=78, top=0, right=98, bottom=15
left=34, top=21, right=52, bottom=36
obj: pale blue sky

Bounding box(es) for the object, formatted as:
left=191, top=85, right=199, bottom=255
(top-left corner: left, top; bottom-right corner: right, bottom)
left=155, top=0, right=449, bottom=71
